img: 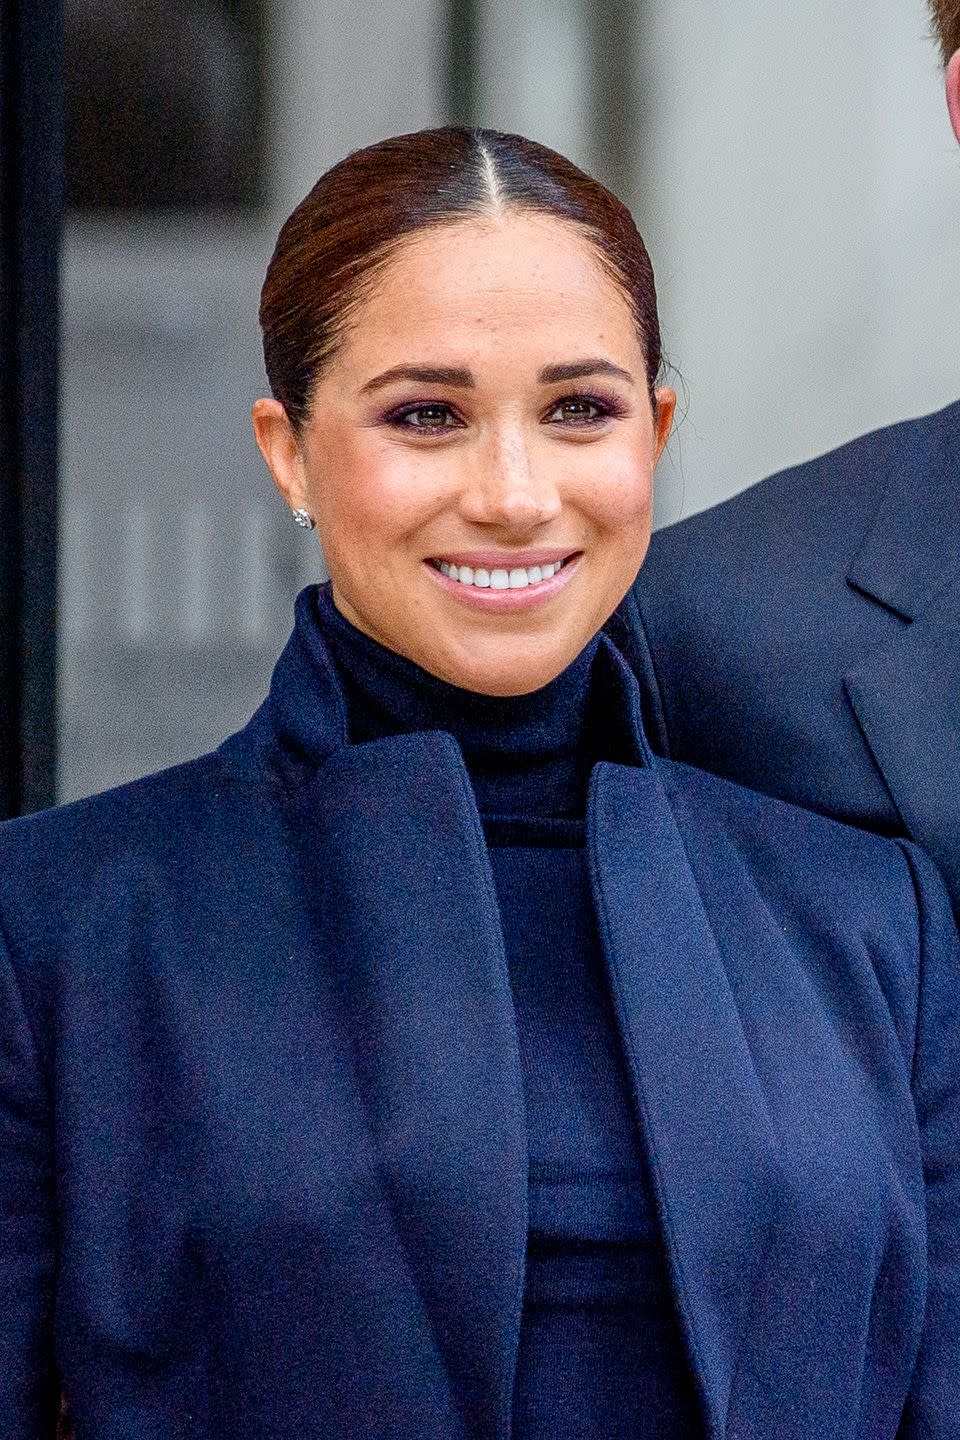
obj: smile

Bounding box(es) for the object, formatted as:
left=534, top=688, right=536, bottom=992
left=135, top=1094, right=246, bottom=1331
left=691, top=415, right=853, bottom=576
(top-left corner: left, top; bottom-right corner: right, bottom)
left=432, top=558, right=566, bottom=589
left=424, top=550, right=583, bottom=611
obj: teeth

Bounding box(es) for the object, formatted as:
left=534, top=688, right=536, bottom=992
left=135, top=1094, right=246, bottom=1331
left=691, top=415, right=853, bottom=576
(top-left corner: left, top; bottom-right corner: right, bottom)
left=436, top=559, right=564, bottom=589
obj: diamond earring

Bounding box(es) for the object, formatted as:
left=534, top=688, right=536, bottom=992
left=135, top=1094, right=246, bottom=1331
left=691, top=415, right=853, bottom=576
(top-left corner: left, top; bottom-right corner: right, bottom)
left=291, top=508, right=316, bottom=530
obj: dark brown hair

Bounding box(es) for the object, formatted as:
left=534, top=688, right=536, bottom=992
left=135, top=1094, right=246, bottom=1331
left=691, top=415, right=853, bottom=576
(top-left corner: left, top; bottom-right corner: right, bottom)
left=259, top=127, right=662, bottom=430
left=931, top=0, right=960, bottom=60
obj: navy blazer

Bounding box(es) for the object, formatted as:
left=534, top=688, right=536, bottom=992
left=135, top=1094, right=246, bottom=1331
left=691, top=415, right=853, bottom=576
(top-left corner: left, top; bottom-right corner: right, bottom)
left=624, top=399, right=960, bottom=905
left=2, top=587, right=960, bottom=1439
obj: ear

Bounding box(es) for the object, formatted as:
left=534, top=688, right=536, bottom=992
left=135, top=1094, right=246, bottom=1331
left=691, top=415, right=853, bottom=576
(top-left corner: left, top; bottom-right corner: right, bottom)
left=251, top=398, right=309, bottom=513
left=652, top=386, right=677, bottom=466
left=947, top=50, right=960, bottom=146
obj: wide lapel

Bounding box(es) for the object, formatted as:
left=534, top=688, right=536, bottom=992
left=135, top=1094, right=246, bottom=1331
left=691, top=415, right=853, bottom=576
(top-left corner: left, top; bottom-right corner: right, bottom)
left=844, top=569, right=960, bottom=904
left=845, top=403, right=960, bottom=624
left=287, top=731, right=527, bottom=1440
left=587, top=761, right=781, bottom=1440
left=842, top=406, right=960, bottom=897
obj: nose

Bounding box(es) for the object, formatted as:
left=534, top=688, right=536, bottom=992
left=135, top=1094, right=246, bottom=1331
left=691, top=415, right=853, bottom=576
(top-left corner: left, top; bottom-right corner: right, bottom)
left=457, top=427, right=562, bottom=530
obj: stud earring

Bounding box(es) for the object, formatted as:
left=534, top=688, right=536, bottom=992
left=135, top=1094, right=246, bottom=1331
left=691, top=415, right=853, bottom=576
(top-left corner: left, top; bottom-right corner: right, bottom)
left=291, top=508, right=316, bottom=530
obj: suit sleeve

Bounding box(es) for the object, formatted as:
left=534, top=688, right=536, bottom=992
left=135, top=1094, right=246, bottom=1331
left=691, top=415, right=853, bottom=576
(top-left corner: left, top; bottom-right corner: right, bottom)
left=0, top=911, right=58, bottom=1438
left=898, top=842, right=960, bottom=1438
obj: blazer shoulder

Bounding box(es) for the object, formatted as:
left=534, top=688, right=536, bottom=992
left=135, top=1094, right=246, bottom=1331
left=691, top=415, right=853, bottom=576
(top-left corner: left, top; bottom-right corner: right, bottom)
left=643, top=398, right=960, bottom=580
left=0, top=750, right=249, bottom=941
left=655, top=755, right=925, bottom=912
left=0, top=750, right=230, bottom=859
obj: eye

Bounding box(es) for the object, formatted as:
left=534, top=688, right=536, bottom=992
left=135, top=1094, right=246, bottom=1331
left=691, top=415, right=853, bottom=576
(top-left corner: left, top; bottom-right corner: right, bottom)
left=543, top=393, right=622, bottom=426
left=387, top=402, right=464, bottom=433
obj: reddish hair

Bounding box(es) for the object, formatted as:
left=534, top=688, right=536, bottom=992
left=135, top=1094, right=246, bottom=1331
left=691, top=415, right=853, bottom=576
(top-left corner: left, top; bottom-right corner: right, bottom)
left=931, top=0, right=960, bottom=60
left=259, top=127, right=663, bottom=429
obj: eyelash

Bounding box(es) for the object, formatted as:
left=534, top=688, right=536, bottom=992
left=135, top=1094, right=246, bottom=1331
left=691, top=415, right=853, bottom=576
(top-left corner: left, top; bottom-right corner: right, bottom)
left=545, top=392, right=628, bottom=426
left=382, top=391, right=628, bottom=435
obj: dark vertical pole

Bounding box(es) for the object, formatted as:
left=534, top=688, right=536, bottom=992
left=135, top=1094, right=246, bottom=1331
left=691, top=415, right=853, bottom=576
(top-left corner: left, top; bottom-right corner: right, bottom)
left=587, top=0, right=640, bottom=201
left=447, top=0, right=479, bottom=127
left=0, top=0, right=62, bottom=818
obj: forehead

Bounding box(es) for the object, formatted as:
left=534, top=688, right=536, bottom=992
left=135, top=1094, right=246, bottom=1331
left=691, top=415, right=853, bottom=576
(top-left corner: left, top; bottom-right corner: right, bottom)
left=330, top=213, right=641, bottom=378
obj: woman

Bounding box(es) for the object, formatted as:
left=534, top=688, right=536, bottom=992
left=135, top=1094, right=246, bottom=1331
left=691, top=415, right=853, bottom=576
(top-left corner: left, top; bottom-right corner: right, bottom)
left=2, top=128, right=958, bottom=1440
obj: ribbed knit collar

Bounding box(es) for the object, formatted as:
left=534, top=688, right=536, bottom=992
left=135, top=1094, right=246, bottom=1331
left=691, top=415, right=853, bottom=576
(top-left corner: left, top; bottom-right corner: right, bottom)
left=315, top=584, right=641, bottom=821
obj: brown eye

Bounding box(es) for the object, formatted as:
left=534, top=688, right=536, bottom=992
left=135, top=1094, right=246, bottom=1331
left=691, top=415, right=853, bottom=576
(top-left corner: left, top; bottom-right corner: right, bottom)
left=544, top=395, right=611, bottom=425
left=392, top=404, right=462, bottom=431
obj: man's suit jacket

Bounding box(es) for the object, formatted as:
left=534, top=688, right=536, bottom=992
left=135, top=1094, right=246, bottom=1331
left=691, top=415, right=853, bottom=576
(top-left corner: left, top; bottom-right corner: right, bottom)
left=625, top=399, right=960, bottom=905
left=2, top=586, right=960, bottom=1439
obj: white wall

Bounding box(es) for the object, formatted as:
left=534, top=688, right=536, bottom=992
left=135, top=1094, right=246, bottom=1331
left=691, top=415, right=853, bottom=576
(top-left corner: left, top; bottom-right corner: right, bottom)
left=634, top=0, right=960, bottom=521
left=269, top=0, right=447, bottom=217
left=474, top=0, right=595, bottom=170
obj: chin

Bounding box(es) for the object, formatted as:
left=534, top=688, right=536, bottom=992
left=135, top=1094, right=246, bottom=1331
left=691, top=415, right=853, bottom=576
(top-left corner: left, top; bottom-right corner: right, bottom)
left=432, top=638, right=586, bottom=697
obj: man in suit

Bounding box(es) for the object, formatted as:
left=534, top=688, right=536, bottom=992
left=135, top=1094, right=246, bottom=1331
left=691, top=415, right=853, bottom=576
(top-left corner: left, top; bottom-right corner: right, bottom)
left=626, top=0, right=960, bottom=903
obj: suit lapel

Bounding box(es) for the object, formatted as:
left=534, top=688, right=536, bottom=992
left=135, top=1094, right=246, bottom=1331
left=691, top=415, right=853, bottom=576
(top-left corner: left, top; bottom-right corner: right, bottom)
left=288, top=732, right=527, bottom=1440
left=841, top=412, right=960, bottom=894
left=845, top=571, right=960, bottom=903
left=588, top=762, right=781, bottom=1440
left=846, top=404, right=960, bottom=621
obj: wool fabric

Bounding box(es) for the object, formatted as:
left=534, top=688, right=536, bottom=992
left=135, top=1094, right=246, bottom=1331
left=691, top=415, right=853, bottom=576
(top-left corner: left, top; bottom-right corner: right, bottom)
left=317, top=589, right=701, bottom=1437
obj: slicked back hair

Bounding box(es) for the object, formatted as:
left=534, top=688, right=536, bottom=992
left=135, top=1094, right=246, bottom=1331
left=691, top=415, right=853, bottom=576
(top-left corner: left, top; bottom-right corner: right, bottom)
left=259, top=128, right=663, bottom=430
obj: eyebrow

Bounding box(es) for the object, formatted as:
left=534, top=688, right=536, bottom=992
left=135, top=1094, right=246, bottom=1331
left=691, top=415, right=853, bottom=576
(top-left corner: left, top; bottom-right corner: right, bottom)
left=360, top=364, right=474, bottom=393
left=537, top=359, right=634, bottom=386
left=359, top=357, right=635, bottom=395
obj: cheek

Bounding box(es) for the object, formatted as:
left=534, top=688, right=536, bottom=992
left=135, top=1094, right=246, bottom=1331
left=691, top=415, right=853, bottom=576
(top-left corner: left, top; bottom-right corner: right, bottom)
left=309, top=438, right=445, bottom=551
left=578, top=453, right=654, bottom=532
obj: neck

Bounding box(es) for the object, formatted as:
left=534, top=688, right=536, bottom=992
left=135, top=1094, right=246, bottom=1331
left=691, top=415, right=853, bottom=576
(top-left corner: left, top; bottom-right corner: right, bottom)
left=315, top=585, right=603, bottom=820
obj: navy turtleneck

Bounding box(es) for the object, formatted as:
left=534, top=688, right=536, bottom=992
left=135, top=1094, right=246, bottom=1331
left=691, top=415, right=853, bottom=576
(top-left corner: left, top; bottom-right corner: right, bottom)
left=314, top=586, right=619, bottom=820
left=315, top=587, right=701, bottom=1440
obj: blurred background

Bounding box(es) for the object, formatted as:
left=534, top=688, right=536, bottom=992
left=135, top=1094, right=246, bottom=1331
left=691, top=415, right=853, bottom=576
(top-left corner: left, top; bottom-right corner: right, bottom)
left=43, top=0, right=960, bottom=799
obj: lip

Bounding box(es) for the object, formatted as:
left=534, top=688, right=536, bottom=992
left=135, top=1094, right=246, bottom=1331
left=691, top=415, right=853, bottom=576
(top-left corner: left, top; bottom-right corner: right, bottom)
left=424, top=550, right=583, bottom=612
left=429, top=547, right=577, bottom=569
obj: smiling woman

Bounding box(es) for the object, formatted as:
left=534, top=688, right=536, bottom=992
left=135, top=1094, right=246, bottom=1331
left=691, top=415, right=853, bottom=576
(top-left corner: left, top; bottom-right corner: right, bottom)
left=2, top=128, right=960, bottom=1440
left=253, top=127, right=674, bottom=694
left=254, top=224, right=673, bottom=690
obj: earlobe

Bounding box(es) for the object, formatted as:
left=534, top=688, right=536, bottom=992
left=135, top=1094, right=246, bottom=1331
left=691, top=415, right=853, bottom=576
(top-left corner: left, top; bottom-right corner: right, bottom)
left=251, top=398, right=306, bottom=511
left=947, top=50, right=960, bottom=146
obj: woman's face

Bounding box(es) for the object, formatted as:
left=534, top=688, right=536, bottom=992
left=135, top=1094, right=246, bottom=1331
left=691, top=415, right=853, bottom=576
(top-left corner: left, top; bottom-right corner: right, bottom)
left=254, top=213, right=675, bottom=696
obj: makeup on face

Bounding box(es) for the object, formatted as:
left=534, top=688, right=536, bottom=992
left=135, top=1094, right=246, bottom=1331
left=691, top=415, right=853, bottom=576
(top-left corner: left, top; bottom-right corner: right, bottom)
left=267, top=213, right=674, bottom=695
